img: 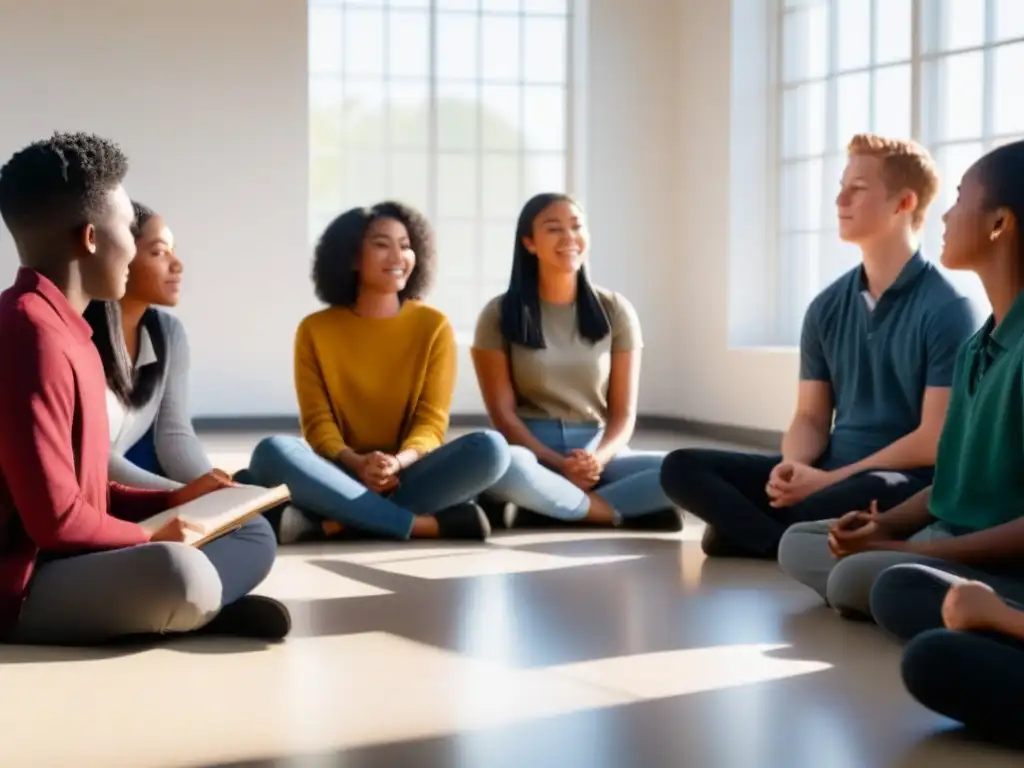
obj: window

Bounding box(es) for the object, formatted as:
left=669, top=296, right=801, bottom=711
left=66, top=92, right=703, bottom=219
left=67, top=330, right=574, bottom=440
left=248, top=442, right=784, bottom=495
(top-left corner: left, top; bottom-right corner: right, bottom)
left=309, top=0, right=576, bottom=334
left=771, top=0, right=1024, bottom=345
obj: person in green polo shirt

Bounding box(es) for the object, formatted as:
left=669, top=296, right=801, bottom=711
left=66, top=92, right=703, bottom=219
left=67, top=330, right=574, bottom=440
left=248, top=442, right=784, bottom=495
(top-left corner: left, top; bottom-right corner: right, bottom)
left=868, top=140, right=1024, bottom=742
left=777, top=139, right=1024, bottom=624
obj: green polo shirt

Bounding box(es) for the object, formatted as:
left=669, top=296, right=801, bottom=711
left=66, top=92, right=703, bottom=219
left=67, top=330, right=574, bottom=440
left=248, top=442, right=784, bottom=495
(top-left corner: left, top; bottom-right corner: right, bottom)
left=929, top=292, right=1024, bottom=531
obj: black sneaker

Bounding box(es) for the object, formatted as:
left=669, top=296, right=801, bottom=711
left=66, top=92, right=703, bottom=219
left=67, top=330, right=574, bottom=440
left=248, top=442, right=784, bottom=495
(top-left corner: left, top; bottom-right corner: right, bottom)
left=435, top=502, right=491, bottom=540
left=622, top=507, right=683, bottom=532
left=200, top=595, right=292, bottom=641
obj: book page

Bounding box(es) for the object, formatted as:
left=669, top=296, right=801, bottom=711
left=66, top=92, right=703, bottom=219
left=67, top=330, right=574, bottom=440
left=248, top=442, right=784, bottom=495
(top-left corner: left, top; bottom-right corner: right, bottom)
left=139, top=484, right=290, bottom=547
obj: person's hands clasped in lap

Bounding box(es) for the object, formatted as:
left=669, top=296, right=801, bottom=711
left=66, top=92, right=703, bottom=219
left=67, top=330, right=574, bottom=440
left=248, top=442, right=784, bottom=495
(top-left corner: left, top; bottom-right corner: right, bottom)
left=563, top=449, right=601, bottom=491
left=352, top=452, right=401, bottom=494
left=766, top=461, right=836, bottom=508
left=826, top=500, right=903, bottom=557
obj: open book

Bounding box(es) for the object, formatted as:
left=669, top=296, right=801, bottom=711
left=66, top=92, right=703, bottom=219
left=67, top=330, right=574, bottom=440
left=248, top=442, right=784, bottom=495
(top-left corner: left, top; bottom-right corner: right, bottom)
left=138, top=484, right=291, bottom=548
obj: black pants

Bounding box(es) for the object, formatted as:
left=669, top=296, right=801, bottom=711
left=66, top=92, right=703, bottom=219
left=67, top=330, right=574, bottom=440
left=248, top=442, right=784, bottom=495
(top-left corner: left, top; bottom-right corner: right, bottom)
left=658, top=449, right=927, bottom=558
left=902, top=629, right=1024, bottom=742
left=872, top=563, right=1024, bottom=743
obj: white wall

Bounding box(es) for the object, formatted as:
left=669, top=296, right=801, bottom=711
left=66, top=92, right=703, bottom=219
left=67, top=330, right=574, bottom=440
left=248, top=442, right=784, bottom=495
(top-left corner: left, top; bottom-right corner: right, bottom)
left=0, top=0, right=798, bottom=431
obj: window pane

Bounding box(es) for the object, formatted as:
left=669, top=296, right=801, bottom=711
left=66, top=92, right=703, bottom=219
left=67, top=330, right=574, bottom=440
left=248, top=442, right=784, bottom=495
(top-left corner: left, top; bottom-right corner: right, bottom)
left=310, top=154, right=345, bottom=212
left=822, top=153, right=845, bottom=227
left=485, top=0, right=521, bottom=11
left=391, top=0, right=430, bottom=7
left=872, top=64, right=912, bottom=139
left=309, top=6, right=343, bottom=75
left=935, top=52, right=984, bottom=142
left=521, top=0, right=567, bottom=12
left=780, top=158, right=825, bottom=232
left=437, top=82, right=479, bottom=151
left=874, top=0, right=911, bottom=64
left=344, top=8, right=385, bottom=77
left=994, top=43, right=1024, bottom=136
left=482, top=15, right=521, bottom=81
left=388, top=10, right=429, bottom=79
left=781, top=82, right=826, bottom=158
left=343, top=152, right=389, bottom=208
left=437, top=13, right=479, bottom=80
left=435, top=221, right=478, bottom=284
left=782, top=6, right=828, bottom=82
left=836, top=0, right=870, bottom=72
left=482, top=85, right=523, bottom=151
left=344, top=79, right=386, bottom=148
left=777, top=232, right=823, bottom=342
left=524, top=154, right=567, bottom=197
left=925, top=0, right=986, bottom=53
left=482, top=155, right=522, bottom=219
left=835, top=72, right=870, bottom=150
left=522, top=17, right=568, bottom=84
left=388, top=152, right=430, bottom=213
left=310, top=78, right=344, bottom=156
left=437, top=0, right=479, bottom=10
left=996, top=0, right=1024, bottom=40
left=523, top=86, right=566, bottom=151
left=934, top=142, right=986, bottom=212
left=483, top=222, right=516, bottom=284
left=388, top=81, right=429, bottom=149
left=437, top=154, right=480, bottom=218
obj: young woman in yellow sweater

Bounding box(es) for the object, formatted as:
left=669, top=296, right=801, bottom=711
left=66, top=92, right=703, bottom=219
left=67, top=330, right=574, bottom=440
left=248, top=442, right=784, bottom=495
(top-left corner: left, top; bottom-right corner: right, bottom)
left=243, top=202, right=510, bottom=542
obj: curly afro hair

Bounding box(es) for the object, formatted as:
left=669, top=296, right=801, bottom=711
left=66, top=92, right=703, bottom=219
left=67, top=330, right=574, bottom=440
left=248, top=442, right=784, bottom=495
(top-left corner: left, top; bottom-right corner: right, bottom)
left=312, top=201, right=436, bottom=307
left=0, top=131, right=129, bottom=239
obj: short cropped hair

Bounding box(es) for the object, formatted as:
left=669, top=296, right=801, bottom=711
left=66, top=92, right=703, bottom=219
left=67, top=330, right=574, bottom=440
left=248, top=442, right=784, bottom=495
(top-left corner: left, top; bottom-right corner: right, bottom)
left=312, top=201, right=436, bottom=307
left=847, top=133, right=940, bottom=230
left=0, top=132, right=129, bottom=239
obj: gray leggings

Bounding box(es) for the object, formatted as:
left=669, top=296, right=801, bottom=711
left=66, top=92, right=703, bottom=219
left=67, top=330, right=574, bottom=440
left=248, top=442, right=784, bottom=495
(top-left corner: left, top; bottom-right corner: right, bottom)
left=8, top=516, right=277, bottom=645
left=776, top=519, right=963, bottom=616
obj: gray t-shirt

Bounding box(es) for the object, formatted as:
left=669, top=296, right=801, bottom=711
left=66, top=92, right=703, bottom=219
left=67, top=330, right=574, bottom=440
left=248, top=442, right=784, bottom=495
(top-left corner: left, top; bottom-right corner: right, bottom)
left=473, top=287, right=643, bottom=424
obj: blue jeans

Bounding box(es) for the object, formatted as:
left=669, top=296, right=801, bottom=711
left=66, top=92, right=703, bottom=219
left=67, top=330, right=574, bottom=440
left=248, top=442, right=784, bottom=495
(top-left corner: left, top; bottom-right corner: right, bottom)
left=487, top=419, right=671, bottom=521
left=245, top=430, right=511, bottom=540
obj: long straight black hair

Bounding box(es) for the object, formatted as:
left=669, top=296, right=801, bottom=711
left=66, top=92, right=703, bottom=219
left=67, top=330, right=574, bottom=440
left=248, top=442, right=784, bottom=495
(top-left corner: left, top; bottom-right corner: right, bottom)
left=83, top=201, right=167, bottom=408
left=498, top=193, right=611, bottom=349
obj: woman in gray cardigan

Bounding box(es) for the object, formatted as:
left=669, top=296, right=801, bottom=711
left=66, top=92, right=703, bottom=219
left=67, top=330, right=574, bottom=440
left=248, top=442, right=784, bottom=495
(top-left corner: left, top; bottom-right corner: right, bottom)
left=83, top=202, right=212, bottom=490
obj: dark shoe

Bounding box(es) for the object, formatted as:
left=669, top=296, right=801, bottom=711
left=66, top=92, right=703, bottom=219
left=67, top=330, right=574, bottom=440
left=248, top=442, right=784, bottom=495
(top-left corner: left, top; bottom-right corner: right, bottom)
left=201, top=595, right=292, bottom=641
left=700, top=525, right=771, bottom=558
left=701, top=525, right=744, bottom=557
left=622, top=507, right=683, bottom=532
left=477, top=495, right=508, bottom=529
left=435, top=502, right=492, bottom=540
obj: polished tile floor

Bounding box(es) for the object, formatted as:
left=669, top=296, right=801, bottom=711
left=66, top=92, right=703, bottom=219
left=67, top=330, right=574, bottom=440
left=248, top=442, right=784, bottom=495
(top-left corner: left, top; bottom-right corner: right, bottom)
left=0, top=430, right=1019, bottom=767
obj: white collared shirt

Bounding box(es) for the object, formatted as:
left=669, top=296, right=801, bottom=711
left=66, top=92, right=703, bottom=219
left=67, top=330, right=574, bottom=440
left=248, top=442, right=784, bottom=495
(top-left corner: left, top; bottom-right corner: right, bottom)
left=105, top=310, right=213, bottom=490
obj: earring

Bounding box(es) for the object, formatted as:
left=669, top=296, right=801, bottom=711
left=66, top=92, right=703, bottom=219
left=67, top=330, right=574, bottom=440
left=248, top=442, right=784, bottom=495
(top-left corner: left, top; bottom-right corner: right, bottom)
left=991, top=231, right=999, bottom=241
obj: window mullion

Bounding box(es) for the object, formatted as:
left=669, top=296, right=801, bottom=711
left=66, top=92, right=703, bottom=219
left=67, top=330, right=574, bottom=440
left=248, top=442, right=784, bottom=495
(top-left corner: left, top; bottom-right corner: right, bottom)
left=982, top=0, right=996, bottom=149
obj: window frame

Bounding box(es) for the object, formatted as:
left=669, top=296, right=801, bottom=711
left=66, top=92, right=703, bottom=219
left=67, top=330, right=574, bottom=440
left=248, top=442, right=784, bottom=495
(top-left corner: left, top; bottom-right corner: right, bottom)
left=767, top=0, right=1024, bottom=346
left=308, top=0, right=584, bottom=339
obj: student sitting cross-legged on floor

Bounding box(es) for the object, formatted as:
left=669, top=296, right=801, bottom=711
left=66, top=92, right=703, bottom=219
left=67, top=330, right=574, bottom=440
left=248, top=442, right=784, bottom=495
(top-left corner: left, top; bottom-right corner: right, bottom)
left=471, top=193, right=679, bottom=531
left=242, top=202, right=510, bottom=543
left=782, top=140, right=1024, bottom=623
left=888, top=579, right=1024, bottom=743
left=0, top=133, right=288, bottom=645
left=660, top=134, right=977, bottom=560
left=83, top=202, right=215, bottom=490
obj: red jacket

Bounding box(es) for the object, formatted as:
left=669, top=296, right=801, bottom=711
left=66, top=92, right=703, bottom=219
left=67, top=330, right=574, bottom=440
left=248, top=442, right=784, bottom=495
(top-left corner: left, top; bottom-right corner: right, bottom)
left=0, top=269, right=173, bottom=635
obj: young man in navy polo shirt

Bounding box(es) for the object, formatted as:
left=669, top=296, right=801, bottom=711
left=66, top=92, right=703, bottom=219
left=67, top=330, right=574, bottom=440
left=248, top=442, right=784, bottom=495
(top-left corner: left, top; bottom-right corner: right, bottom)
left=660, top=134, right=977, bottom=562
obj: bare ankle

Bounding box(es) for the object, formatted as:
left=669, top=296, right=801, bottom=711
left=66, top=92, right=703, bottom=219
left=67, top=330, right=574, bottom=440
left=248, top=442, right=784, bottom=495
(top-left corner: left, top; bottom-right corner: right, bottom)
left=410, top=515, right=440, bottom=538
left=585, top=493, right=618, bottom=525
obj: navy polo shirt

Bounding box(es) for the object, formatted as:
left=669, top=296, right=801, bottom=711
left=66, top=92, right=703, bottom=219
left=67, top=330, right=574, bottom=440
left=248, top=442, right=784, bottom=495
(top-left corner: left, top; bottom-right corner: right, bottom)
left=799, top=253, right=978, bottom=478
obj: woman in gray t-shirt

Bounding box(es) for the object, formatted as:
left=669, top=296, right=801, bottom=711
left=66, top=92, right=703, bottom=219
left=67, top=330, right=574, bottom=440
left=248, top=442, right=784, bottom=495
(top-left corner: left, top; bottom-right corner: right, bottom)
left=472, top=193, right=679, bottom=530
